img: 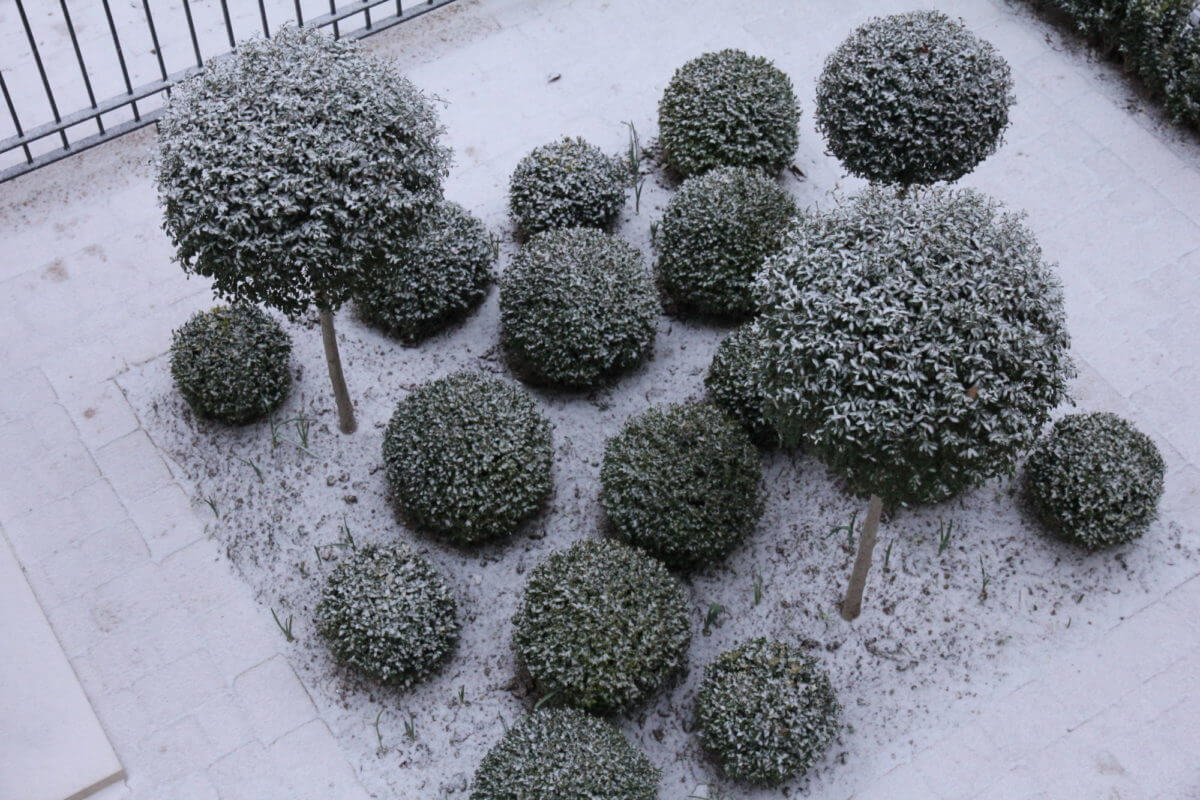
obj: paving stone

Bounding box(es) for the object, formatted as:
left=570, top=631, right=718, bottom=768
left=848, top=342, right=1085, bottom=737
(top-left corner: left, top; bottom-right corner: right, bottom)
left=270, top=720, right=370, bottom=800
left=234, top=656, right=317, bottom=745
left=208, top=743, right=293, bottom=800
left=62, top=380, right=141, bottom=450
left=196, top=599, right=285, bottom=683
left=128, top=483, right=206, bottom=562
left=131, top=650, right=228, bottom=732
left=94, top=430, right=175, bottom=502
left=34, top=520, right=149, bottom=602
left=0, top=478, right=127, bottom=564
left=0, top=367, right=57, bottom=423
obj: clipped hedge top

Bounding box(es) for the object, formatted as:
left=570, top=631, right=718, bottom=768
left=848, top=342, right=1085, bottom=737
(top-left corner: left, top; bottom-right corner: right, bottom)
left=705, top=321, right=779, bottom=447
left=509, top=136, right=628, bottom=235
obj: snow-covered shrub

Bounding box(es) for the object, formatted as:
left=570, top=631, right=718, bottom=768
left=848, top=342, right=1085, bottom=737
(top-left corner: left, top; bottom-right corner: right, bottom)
left=356, top=201, right=494, bottom=343
left=470, top=708, right=659, bottom=800
left=756, top=187, right=1074, bottom=505
left=655, top=166, right=798, bottom=318
left=508, top=137, right=628, bottom=235
left=696, top=639, right=840, bottom=787
left=314, top=544, right=458, bottom=688
left=382, top=372, right=553, bottom=545
left=705, top=322, right=778, bottom=447
left=815, top=11, right=1015, bottom=185
left=601, top=403, right=764, bottom=569
left=658, top=49, right=801, bottom=177
left=1121, top=0, right=1200, bottom=127
left=1026, top=412, right=1165, bottom=549
left=169, top=305, right=291, bottom=425
left=499, top=228, right=657, bottom=388
left=1043, top=0, right=1127, bottom=40
left=512, top=539, right=690, bottom=713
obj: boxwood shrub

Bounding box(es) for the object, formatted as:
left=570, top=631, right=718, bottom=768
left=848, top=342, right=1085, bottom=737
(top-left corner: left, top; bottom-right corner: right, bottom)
left=509, top=137, right=627, bottom=235
left=705, top=322, right=778, bottom=447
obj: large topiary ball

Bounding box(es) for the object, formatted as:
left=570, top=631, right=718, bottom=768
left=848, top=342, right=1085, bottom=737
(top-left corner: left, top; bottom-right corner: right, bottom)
left=499, top=227, right=658, bottom=388
left=470, top=708, right=659, bottom=800
left=815, top=11, right=1015, bottom=186
left=314, top=544, right=458, bottom=688
left=696, top=639, right=840, bottom=787
left=509, top=137, right=628, bottom=236
left=382, top=372, right=553, bottom=545
left=356, top=201, right=494, bottom=343
left=655, top=166, right=798, bottom=318
left=169, top=305, right=291, bottom=425
left=513, top=539, right=690, bottom=713
left=658, top=49, right=801, bottom=177
left=601, top=403, right=764, bottom=570
left=705, top=322, right=778, bottom=447
left=756, top=187, right=1074, bottom=505
left=1026, top=412, right=1165, bottom=550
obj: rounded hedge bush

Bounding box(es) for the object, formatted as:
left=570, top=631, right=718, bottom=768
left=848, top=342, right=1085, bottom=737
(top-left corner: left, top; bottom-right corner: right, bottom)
left=705, top=322, right=778, bottom=447
left=169, top=305, right=291, bottom=425
left=815, top=11, right=1015, bottom=186
left=499, top=227, right=658, bottom=388
left=601, top=403, right=764, bottom=569
left=1026, top=412, right=1165, bottom=550
left=470, top=708, right=659, bottom=800
left=382, top=372, right=553, bottom=545
left=658, top=49, right=801, bottom=177
left=512, top=539, right=690, bottom=713
left=696, top=639, right=840, bottom=787
left=314, top=544, right=458, bottom=688
left=656, top=166, right=798, bottom=318
left=509, top=137, right=627, bottom=236
left=357, top=201, right=494, bottom=343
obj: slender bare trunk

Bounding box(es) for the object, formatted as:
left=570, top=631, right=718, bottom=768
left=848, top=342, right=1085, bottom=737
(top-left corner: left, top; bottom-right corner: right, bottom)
left=319, top=308, right=356, bottom=435
left=841, top=494, right=884, bottom=621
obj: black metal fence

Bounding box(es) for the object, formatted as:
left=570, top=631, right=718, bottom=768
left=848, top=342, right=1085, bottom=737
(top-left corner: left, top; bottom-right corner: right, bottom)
left=0, top=0, right=457, bottom=183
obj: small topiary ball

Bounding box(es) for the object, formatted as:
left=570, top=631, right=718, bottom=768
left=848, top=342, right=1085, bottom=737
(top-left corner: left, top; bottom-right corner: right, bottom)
left=509, top=137, right=628, bottom=236
left=658, top=49, right=801, bottom=177
left=705, top=322, right=779, bottom=447
left=499, top=227, right=658, bottom=389
left=169, top=304, right=291, bottom=425
left=1026, top=412, right=1166, bottom=550
left=382, top=372, right=553, bottom=545
left=601, top=403, right=764, bottom=569
left=356, top=201, right=494, bottom=343
left=696, top=638, right=840, bottom=787
left=314, top=544, right=459, bottom=688
left=470, top=708, right=659, bottom=800
left=815, top=11, right=1015, bottom=186
left=513, top=539, right=690, bottom=713
left=656, top=166, right=798, bottom=318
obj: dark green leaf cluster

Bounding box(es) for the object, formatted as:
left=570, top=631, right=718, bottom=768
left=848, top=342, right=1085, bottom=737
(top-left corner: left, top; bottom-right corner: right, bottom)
left=513, top=539, right=690, bottom=713
left=314, top=544, right=459, bottom=688
left=601, top=403, right=764, bottom=569
left=658, top=49, right=801, bottom=177
left=169, top=305, right=291, bottom=425
left=705, top=322, right=778, bottom=447
left=382, top=372, right=553, bottom=545
left=509, top=137, right=628, bottom=235
left=1026, top=412, right=1165, bottom=549
left=815, top=11, right=1014, bottom=185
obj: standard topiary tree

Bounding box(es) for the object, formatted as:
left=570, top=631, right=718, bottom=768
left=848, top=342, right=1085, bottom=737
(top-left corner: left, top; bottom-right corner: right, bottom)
left=169, top=305, right=292, bottom=425
left=655, top=166, right=798, bottom=319
left=705, top=322, right=778, bottom=447
left=1026, top=412, right=1165, bottom=549
left=756, top=187, right=1074, bottom=619
left=508, top=137, right=628, bottom=236
left=696, top=639, right=840, bottom=787
left=512, top=539, right=690, bottom=713
left=383, top=372, right=553, bottom=545
left=157, top=26, right=450, bottom=434
left=601, top=403, right=764, bottom=570
left=314, top=543, right=458, bottom=688
left=658, top=49, right=801, bottom=177
left=471, top=708, right=659, bottom=800
left=815, top=11, right=1015, bottom=186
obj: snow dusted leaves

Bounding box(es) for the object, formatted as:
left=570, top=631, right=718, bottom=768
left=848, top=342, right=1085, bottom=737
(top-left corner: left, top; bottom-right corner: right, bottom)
left=508, top=136, right=628, bottom=236
left=705, top=322, right=780, bottom=447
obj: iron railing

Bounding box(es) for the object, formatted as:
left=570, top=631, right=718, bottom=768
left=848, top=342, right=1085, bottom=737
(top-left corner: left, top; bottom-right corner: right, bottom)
left=0, top=0, right=457, bottom=183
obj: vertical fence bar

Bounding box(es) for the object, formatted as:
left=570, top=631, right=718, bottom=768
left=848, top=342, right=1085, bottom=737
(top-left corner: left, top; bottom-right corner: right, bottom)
left=143, top=0, right=169, bottom=84
left=181, top=0, right=204, bottom=68
left=258, top=0, right=271, bottom=37
left=363, top=1, right=372, bottom=30
left=60, top=0, right=104, bottom=135
left=331, top=0, right=340, bottom=38
left=294, top=0, right=305, bottom=26
left=0, top=71, right=34, bottom=164
left=220, top=0, right=236, bottom=49
left=101, top=0, right=141, bottom=121
left=15, top=0, right=70, bottom=149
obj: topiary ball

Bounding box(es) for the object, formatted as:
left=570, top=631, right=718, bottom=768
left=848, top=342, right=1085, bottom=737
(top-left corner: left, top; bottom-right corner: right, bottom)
left=356, top=201, right=494, bottom=343
left=601, top=403, right=764, bottom=570
left=656, top=166, right=798, bottom=318
left=513, top=539, right=690, bottom=713
left=314, top=544, right=458, bottom=688
left=659, top=49, right=801, bottom=178
left=169, top=305, right=291, bottom=425
left=696, top=639, right=840, bottom=787
left=509, top=137, right=628, bottom=236
left=705, top=322, right=780, bottom=447
left=499, top=227, right=658, bottom=389
left=815, top=11, right=1015, bottom=186
left=382, top=372, right=553, bottom=545
left=1026, top=412, right=1165, bottom=550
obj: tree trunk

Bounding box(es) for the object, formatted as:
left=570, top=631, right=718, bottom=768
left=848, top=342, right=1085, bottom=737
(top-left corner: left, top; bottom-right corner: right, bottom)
left=841, top=494, right=884, bottom=621
left=319, top=308, right=356, bottom=435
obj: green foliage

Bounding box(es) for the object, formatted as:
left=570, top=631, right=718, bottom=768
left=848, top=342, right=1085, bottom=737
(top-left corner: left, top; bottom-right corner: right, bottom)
left=705, top=321, right=779, bottom=447
left=509, top=136, right=628, bottom=235
left=382, top=372, right=553, bottom=544
left=169, top=305, right=291, bottom=425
